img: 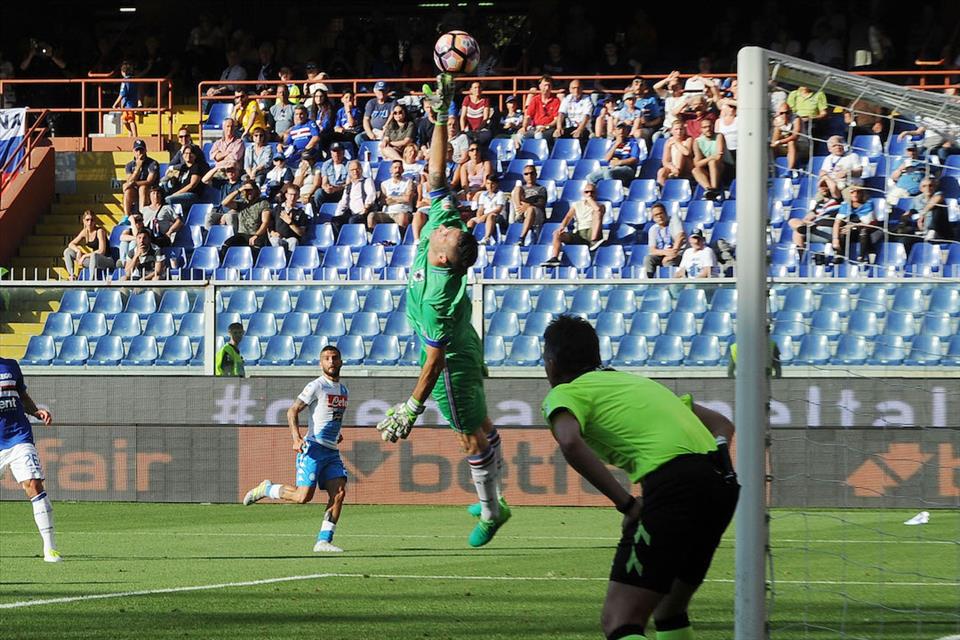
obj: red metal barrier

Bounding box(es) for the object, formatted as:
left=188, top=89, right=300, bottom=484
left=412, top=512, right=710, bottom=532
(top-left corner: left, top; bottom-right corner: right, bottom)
left=0, top=110, right=49, bottom=194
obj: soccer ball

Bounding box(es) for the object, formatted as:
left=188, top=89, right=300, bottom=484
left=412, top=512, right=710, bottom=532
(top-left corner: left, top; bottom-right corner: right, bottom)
left=433, top=31, right=479, bottom=75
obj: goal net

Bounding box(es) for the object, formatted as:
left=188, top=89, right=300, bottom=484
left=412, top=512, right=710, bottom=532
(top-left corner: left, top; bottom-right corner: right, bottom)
left=735, top=48, right=960, bottom=640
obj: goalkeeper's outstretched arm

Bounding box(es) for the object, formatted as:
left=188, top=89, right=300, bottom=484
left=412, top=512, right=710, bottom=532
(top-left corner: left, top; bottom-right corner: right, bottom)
left=412, top=344, right=446, bottom=404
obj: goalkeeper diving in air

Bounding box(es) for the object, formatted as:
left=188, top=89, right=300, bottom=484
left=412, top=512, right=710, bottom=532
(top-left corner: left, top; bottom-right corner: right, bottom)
left=376, top=73, right=511, bottom=547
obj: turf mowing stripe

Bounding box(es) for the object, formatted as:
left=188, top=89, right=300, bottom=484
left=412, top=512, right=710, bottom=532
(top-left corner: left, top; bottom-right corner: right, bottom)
left=2, top=574, right=957, bottom=609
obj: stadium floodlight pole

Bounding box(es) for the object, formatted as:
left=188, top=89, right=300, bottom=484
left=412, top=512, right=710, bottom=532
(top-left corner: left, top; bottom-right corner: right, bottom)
left=734, top=46, right=769, bottom=640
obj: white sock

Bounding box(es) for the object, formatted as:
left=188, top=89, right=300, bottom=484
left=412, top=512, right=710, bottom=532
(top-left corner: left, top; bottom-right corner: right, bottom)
left=267, top=484, right=283, bottom=500
left=31, top=491, right=56, bottom=552
left=318, top=510, right=336, bottom=542
left=487, top=428, right=504, bottom=501
left=468, top=448, right=500, bottom=520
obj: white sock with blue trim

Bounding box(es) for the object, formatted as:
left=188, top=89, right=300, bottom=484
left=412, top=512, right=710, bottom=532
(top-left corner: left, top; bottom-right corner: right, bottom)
left=267, top=483, right=283, bottom=500
left=317, top=509, right=336, bottom=543
left=31, top=492, right=56, bottom=552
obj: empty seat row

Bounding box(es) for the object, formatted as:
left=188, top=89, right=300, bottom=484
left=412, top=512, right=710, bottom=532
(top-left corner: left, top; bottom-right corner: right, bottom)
left=21, top=335, right=203, bottom=367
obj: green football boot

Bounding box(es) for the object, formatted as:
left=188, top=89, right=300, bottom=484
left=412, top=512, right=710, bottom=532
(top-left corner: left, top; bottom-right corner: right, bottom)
left=468, top=500, right=512, bottom=547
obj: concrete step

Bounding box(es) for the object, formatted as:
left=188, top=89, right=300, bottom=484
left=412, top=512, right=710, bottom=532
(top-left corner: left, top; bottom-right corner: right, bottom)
left=41, top=212, right=121, bottom=226
left=0, top=345, right=29, bottom=359
left=52, top=201, right=124, bottom=214
left=0, top=310, right=49, bottom=324
left=56, top=193, right=123, bottom=205
left=0, top=324, right=41, bottom=339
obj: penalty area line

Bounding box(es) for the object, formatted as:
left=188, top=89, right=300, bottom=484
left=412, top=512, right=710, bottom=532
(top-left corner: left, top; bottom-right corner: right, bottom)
left=2, top=573, right=958, bottom=609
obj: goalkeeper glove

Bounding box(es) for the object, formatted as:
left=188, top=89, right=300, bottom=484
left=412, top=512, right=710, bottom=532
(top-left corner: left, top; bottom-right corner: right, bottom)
left=376, top=397, right=424, bottom=442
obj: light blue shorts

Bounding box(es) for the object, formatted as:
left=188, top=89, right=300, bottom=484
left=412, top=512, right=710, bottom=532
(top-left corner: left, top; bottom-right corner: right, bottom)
left=295, top=441, right=347, bottom=487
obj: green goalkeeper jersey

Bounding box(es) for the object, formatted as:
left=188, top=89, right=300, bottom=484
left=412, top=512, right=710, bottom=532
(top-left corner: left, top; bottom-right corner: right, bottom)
left=541, top=370, right=716, bottom=482
left=405, top=191, right=477, bottom=355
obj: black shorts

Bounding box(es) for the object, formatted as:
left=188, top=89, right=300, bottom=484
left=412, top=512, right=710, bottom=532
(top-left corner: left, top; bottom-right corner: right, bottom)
left=609, top=453, right=739, bottom=593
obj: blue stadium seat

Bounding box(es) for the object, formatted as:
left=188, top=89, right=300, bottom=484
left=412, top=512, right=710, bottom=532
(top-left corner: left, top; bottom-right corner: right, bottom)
left=868, top=335, right=906, bottom=365
left=259, top=336, right=297, bottom=366
left=221, top=246, right=254, bottom=273
left=571, top=159, right=601, bottom=180
left=173, top=225, right=203, bottom=250
left=91, top=290, right=124, bottom=320
left=175, top=313, right=203, bottom=342
left=700, top=311, right=734, bottom=342
left=360, top=289, right=393, bottom=315
left=86, top=335, right=125, bottom=366
left=278, top=312, right=312, bottom=340
left=560, top=180, right=587, bottom=202
left=236, top=335, right=262, bottom=365
left=855, top=286, right=888, bottom=317
left=359, top=140, right=381, bottom=162
left=491, top=245, right=522, bottom=270
left=810, top=310, right=842, bottom=341
left=336, top=224, right=368, bottom=248
left=569, top=289, right=602, bottom=318
left=617, top=202, right=647, bottom=229
left=904, top=335, right=942, bottom=366
left=203, top=102, right=232, bottom=130
left=627, top=179, right=659, bottom=204
left=142, top=312, right=175, bottom=340
left=830, top=335, right=868, bottom=365
left=293, top=335, right=329, bottom=366
left=21, top=335, right=56, bottom=366
left=383, top=311, right=412, bottom=338
left=629, top=311, right=661, bottom=338
left=905, top=243, right=942, bottom=276
left=356, top=245, right=387, bottom=273
left=793, top=334, right=831, bottom=365
left=928, top=286, right=960, bottom=317
left=75, top=312, right=108, bottom=342
left=561, top=244, right=592, bottom=271
left=258, top=289, right=291, bottom=316
left=348, top=312, right=381, bottom=338
left=665, top=311, right=697, bottom=341
left=583, top=138, right=613, bottom=162
left=595, top=312, right=626, bottom=339
left=890, top=287, right=925, bottom=314
left=245, top=312, right=278, bottom=339
left=874, top=242, right=907, bottom=273
left=185, top=204, right=213, bottom=228
left=58, top=290, right=90, bottom=316
left=304, top=224, right=336, bottom=249
left=771, top=334, right=794, bottom=365
left=675, top=289, right=708, bottom=318
left=604, top=289, right=636, bottom=314
left=225, top=290, right=259, bottom=318
left=781, top=287, right=815, bottom=316
left=612, top=335, right=648, bottom=366
left=335, top=335, right=366, bottom=365
left=484, top=335, right=506, bottom=366
left=489, top=138, right=515, bottom=165
left=505, top=335, right=542, bottom=366
left=818, top=290, right=851, bottom=317
left=155, top=290, right=190, bottom=319
left=293, top=289, right=326, bottom=317
left=320, top=246, right=354, bottom=273
left=398, top=336, right=421, bottom=366
left=883, top=311, right=916, bottom=340
left=686, top=335, right=721, bottom=366
left=314, top=312, right=347, bottom=337
left=518, top=138, right=549, bottom=163
left=943, top=335, right=960, bottom=366
left=769, top=177, right=794, bottom=204
left=661, top=179, right=693, bottom=204
left=370, top=223, right=402, bottom=246
left=328, top=289, right=361, bottom=315
left=53, top=336, right=90, bottom=366
left=649, top=335, right=684, bottom=365
left=288, top=246, right=321, bottom=271
left=772, top=311, right=806, bottom=339
left=596, top=179, right=624, bottom=204
left=684, top=201, right=716, bottom=230
left=187, top=246, right=220, bottom=277
left=488, top=311, right=520, bottom=337
left=120, top=335, right=158, bottom=366
left=550, top=138, right=582, bottom=162
left=522, top=311, right=553, bottom=337
left=709, top=288, right=737, bottom=316
left=41, top=312, right=74, bottom=341
left=843, top=310, right=878, bottom=339
left=255, top=246, right=288, bottom=271
left=851, top=134, right=882, bottom=160
left=388, top=245, right=416, bottom=269
left=215, top=312, right=241, bottom=337
left=366, top=335, right=401, bottom=365
left=204, top=225, right=233, bottom=247
left=539, top=159, right=569, bottom=184
left=155, top=336, right=194, bottom=366
left=500, top=288, right=533, bottom=316
left=534, top=289, right=567, bottom=314
left=639, top=288, right=673, bottom=315
left=597, top=335, right=614, bottom=365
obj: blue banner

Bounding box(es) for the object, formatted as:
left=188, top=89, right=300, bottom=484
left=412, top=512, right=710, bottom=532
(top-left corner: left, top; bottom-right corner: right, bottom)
left=0, top=108, right=27, bottom=178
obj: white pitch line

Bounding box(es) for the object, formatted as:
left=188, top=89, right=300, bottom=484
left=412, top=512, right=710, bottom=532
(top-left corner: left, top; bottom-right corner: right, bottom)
left=1, top=573, right=957, bottom=610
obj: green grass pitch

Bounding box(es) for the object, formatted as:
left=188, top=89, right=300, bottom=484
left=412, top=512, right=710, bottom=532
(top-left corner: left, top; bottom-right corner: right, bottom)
left=1, top=503, right=957, bottom=639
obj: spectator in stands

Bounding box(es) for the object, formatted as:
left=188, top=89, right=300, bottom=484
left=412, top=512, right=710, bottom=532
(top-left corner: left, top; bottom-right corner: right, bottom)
left=692, top=118, right=728, bottom=199
left=314, top=142, right=349, bottom=207
left=357, top=81, right=396, bottom=148
left=587, top=123, right=640, bottom=185
left=265, top=152, right=295, bottom=201
left=770, top=103, right=807, bottom=176
left=220, top=180, right=272, bottom=258
left=269, top=184, right=308, bottom=254
left=614, top=92, right=642, bottom=132
left=594, top=43, right=631, bottom=93
left=461, top=81, right=493, bottom=147
left=333, top=160, right=377, bottom=238
left=786, top=84, right=827, bottom=145
left=656, top=120, right=695, bottom=187
left=897, top=117, right=960, bottom=168
left=401, top=143, right=421, bottom=179
left=627, top=78, right=664, bottom=149
left=254, top=42, right=277, bottom=95
left=517, top=75, right=560, bottom=147
left=215, top=322, right=245, bottom=377
left=281, top=105, right=320, bottom=166
left=832, top=186, right=880, bottom=261
left=232, top=91, right=266, bottom=140
left=653, top=70, right=686, bottom=133
left=165, top=127, right=193, bottom=177
left=276, top=67, right=301, bottom=105
left=467, top=174, right=507, bottom=245
left=334, top=91, right=362, bottom=143
left=401, top=43, right=433, bottom=78
left=684, top=56, right=718, bottom=95
left=894, top=176, right=953, bottom=249
left=207, top=49, right=247, bottom=96
left=202, top=162, right=244, bottom=228
left=210, top=118, right=245, bottom=173
left=886, top=144, right=925, bottom=204
left=269, top=84, right=295, bottom=137
left=412, top=165, right=432, bottom=242
left=541, top=183, right=605, bottom=266
left=819, top=135, right=862, bottom=201
left=380, top=105, right=415, bottom=162
left=122, top=139, right=159, bottom=218
left=63, top=210, right=113, bottom=280
left=369, top=160, right=414, bottom=233
left=675, top=230, right=717, bottom=278
left=301, top=63, right=323, bottom=99
left=292, top=147, right=321, bottom=209
left=643, top=203, right=686, bottom=278
left=140, top=185, right=183, bottom=247
left=244, top=127, right=272, bottom=185
left=715, top=91, right=738, bottom=171
left=510, top=165, right=547, bottom=245
left=112, top=61, right=140, bottom=139
left=164, top=144, right=207, bottom=210
left=458, top=143, right=494, bottom=201
left=787, top=183, right=841, bottom=254
left=676, top=93, right=717, bottom=139
left=120, top=229, right=167, bottom=281
left=593, top=96, right=620, bottom=139
left=540, top=43, right=568, bottom=76
left=308, top=87, right=335, bottom=150
left=117, top=212, right=146, bottom=266
left=498, top=95, right=523, bottom=138
left=556, top=79, right=593, bottom=145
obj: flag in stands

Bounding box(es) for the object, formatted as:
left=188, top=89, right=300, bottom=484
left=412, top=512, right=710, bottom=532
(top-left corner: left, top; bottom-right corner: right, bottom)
left=0, top=108, right=27, bottom=179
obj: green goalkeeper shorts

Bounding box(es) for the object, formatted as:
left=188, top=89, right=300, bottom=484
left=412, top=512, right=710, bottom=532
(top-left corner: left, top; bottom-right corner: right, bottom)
left=419, top=337, right=488, bottom=434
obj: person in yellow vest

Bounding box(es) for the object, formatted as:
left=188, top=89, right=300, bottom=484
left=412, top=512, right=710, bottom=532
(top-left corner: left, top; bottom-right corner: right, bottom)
left=232, top=91, right=267, bottom=141
left=215, top=322, right=246, bottom=377
left=727, top=339, right=782, bottom=378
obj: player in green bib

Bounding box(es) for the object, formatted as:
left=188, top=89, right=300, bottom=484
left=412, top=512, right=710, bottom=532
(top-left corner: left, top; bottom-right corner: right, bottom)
left=376, top=73, right=511, bottom=548
left=541, top=315, right=739, bottom=640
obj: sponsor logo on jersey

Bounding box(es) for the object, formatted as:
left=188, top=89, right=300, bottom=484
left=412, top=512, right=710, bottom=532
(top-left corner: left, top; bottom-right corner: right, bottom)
left=327, top=394, right=347, bottom=409
left=0, top=397, right=19, bottom=412
left=412, top=269, right=425, bottom=282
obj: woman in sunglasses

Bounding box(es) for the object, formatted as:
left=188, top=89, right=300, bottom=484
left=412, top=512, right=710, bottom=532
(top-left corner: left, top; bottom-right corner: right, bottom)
left=380, top=105, right=415, bottom=161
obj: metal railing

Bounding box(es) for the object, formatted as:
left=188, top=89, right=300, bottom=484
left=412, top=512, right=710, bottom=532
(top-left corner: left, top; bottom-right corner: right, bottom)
left=0, top=109, right=49, bottom=195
